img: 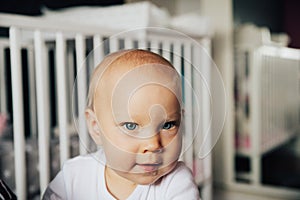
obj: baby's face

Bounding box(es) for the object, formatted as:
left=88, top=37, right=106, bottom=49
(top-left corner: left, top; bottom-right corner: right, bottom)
left=93, top=63, right=182, bottom=185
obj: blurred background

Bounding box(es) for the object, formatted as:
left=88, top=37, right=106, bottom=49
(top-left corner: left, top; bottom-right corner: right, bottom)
left=0, top=0, right=299, bottom=199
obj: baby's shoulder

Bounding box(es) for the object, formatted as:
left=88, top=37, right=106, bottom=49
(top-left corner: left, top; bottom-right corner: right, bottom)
left=45, top=151, right=106, bottom=199
left=166, top=161, right=193, bottom=179
left=61, top=151, right=104, bottom=175
left=158, top=161, right=194, bottom=188
left=157, top=162, right=200, bottom=199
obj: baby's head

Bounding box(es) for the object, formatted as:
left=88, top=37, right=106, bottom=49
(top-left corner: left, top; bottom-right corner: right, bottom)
left=85, top=49, right=182, bottom=185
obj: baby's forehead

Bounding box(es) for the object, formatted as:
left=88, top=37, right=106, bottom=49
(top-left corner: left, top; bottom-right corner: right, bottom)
left=105, top=50, right=173, bottom=74
left=98, top=62, right=178, bottom=96
left=95, top=50, right=174, bottom=87
left=89, top=49, right=179, bottom=109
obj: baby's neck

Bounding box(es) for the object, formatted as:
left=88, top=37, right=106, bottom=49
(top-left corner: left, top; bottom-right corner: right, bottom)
left=105, top=166, right=137, bottom=199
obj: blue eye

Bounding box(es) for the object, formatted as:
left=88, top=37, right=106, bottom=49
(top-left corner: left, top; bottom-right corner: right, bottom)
left=123, top=122, right=138, bottom=130
left=162, top=121, right=176, bottom=130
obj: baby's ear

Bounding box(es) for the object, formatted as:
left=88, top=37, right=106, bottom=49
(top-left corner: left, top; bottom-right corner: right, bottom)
left=85, top=108, right=102, bottom=145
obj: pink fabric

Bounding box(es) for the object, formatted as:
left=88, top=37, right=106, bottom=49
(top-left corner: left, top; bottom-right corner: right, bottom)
left=0, top=114, right=7, bottom=136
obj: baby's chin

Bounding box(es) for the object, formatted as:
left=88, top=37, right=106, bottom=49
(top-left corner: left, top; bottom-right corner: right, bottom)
left=117, top=161, right=178, bottom=185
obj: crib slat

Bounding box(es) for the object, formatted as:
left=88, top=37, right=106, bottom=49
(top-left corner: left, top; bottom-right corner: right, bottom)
left=192, top=44, right=204, bottom=184
left=124, top=37, right=133, bottom=49
left=172, top=42, right=181, bottom=77
left=162, top=41, right=171, bottom=62
left=0, top=45, right=7, bottom=113
left=183, top=43, right=194, bottom=171
left=199, top=40, right=211, bottom=155
left=9, top=27, right=27, bottom=199
left=150, top=39, right=159, bottom=54
left=34, top=30, right=50, bottom=193
left=195, top=39, right=212, bottom=185
left=202, top=39, right=212, bottom=186
left=200, top=39, right=212, bottom=158
left=27, top=46, right=37, bottom=138
left=138, top=39, right=147, bottom=50
left=67, top=44, right=75, bottom=124
left=93, top=34, right=104, bottom=68
left=55, top=32, right=70, bottom=164
left=75, top=34, right=89, bottom=155
left=251, top=51, right=261, bottom=185
left=109, top=37, right=118, bottom=53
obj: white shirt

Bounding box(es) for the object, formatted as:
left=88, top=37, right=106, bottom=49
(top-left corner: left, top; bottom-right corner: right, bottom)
left=43, top=149, right=200, bottom=200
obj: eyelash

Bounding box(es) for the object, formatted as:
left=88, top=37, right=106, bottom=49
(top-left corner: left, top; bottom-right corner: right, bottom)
left=162, top=121, right=177, bottom=130
left=121, top=121, right=177, bottom=131
left=122, top=122, right=138, bottom=131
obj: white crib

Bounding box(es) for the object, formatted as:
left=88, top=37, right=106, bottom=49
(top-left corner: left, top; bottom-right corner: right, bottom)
left=0, top=13, right=213, bottom=200
left=233, top=41, right=300, bottom=198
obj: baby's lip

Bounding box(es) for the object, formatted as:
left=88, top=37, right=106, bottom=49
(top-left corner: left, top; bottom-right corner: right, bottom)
left=137, top=163, right=162, bottom=172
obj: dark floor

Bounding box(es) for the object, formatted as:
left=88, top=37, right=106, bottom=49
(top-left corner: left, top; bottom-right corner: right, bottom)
left=262, top=139, right=300, bottom=189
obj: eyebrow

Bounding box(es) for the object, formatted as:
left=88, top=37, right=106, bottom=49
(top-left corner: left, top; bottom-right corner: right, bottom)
left=165, top=110, right=181, bottom=117
left=128, top=111, right=181, bottom=123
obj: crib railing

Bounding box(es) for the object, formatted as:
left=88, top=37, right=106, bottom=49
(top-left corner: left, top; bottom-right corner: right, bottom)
left=0, top=13, right=212, bottom=199
left=234, top=45, right=300, bottom=184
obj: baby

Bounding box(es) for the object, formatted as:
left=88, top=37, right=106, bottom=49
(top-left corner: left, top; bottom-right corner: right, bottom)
left=43, top=49, right=200, bottom=200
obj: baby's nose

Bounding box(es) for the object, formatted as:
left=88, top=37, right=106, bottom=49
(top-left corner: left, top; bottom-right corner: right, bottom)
left=142, top=133, right=162, bottom=153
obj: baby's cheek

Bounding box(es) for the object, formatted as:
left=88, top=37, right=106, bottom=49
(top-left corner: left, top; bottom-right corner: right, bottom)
left=113, top=134, right=141, bottom=153
left=104, top=142, right=137, bottom=171
left=162, top=134, right=182, bottom=161
left=103, top=127, right=139, bottom=151
left=162, top=132, right=181, bottom=149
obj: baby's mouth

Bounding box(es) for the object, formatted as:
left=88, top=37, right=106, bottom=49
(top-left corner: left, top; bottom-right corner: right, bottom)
left=137, top=163, right=162, bottom=172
